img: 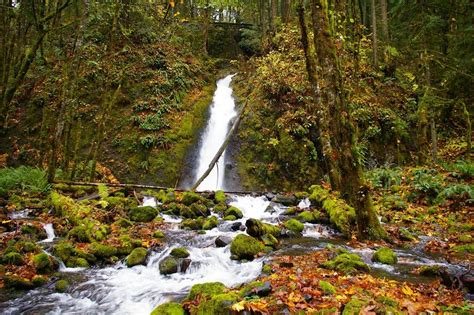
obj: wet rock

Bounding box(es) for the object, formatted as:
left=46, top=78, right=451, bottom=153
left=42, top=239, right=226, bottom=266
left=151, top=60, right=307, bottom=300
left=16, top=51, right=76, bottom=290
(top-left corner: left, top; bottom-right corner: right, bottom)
left=128, top=206, right=158, bottom=222
left=151, top=302, right=185, bottom=315
left=170, top=247, right=190, bottom=258
left=180, top=258, right=192, bottom=273
left=126, top=247, right=148, bottom=267
left=272, top=194, right=297, bottom=206
left=304, top=294, right=313, bottom=302
left=265, top=193, right=276, bottom=200
left=418, top=265, right=447, bottom=277
left=190, top=203, right=210, bottom=217
left=159, top=256, right=179, bottom=275
left=55, top=280, right=70, bottom=293
left=230, top=222, right=244, bottom=231
left=252, top=281, right=271, bottom=297
left=215, top=236, right=232, bottom=247
left=181, top=218, right=203, bottom=230
left=372, top=247, right=397, bottom=265
left=230, top=234, right=265, bottom=260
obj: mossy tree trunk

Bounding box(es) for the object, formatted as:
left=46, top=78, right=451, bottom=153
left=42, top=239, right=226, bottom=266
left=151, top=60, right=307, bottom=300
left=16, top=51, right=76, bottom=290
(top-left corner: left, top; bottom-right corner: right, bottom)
left=309, top=0, right=385, bottom=240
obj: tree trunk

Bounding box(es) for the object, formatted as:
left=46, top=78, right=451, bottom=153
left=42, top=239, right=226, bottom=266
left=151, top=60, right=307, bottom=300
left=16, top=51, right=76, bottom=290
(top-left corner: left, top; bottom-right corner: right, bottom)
left=371, top=0, right=377, bottom=66
left=310, top=0, right=385, bottom=240
left=380, top=0, right=389, bottom=40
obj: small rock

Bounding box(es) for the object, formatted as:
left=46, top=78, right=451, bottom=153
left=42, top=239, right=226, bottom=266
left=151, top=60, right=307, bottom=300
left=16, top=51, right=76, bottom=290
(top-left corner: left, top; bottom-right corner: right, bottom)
left=230, top=222, right=244, bottom=231
left=304, top=294, right=313, bottom=302
left=180, top=258, right=192, bottom=273
left=215, top=236, right=232, bottom=247
left=159, top=256, right=178, bottom=275
left=253, top=281, right=271, bottom=297
left=272, top=194, right=298, bottom=206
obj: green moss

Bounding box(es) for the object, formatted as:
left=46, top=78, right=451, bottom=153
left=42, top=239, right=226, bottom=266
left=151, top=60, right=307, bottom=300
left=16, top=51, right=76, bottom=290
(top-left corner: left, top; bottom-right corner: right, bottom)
left=153, top=230, right=165, bottom=238
left=88, top=243, right=118, bottom=259
left=459, top=234, right=472, bottom=243
left=262, top=264, right=272, bottom=274
left=376, top=296, right=399, bottom=308
left=67, top=257, right=89, bottom=268
left=53, top=242, right=76, bottom=262
left=150, top=302, right=185, bottom=315
left=342, top=298, right=368, bottom=315
left=225, top=206, right=243, bottom=219
left=453, top=244, right=474, bottom=253
left=159, top=256, right=178, bottom=275
left=126, top=247, right=148, bottom=267
left=203, top=216, right=218, bottom=230
left=55, top=280, right=70, bottom=293
left=283, top=207, right=297, bottom=215
left=239, top=281, right=264, bottom=297
left=245, top=219, right=281, bottom=238
left=17, top=241, right=37, bottom=253
left=31, top=275, right=48, bottom=287
left=115, top=218, right=133, bottom=228
left=190, top=203, right=209, bottom=217
left=213, top=202, right=228, bottom=214
left=187, top=282, right=226, bottom=300
left=319, top=280, right=336, bottom=295
left=261, top=233, right=278, bottom=248
left=170, top=247, right=190, bottom=258
left=3, top=274, right=33, bottom=289
left=223, top=215, right=236, bottom=221
left=33, top=253, right=56, bottom=273
left=230, top=234, right=265, bottom=260
left=214, top=190, right=226, bottom=203
left=68, top=226, right=92, bottom=243
left=20, top=223, right=46, bottom=240
left=181, top=218, right=204, bottom=230
left=297, top=210, right=321, bottom=223
left=196, top=293, right=239, bottom=315
left=399, top=228, right=416, bottom=241
left=321, top=253, right=370, bottom=274
left=2, top=252, right=24, bottom=265
left=128, top=206, right=158, bottom=222
left=284, top=219, right=304, bottom=234
left=372, top=247, right=397, bottom=265
left=181, top=192, right=203, bottom=206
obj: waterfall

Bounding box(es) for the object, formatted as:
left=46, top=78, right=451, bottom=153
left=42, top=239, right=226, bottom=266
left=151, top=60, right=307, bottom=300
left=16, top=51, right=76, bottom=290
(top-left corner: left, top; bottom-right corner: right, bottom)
left=194, top=74, right=237, bottom=191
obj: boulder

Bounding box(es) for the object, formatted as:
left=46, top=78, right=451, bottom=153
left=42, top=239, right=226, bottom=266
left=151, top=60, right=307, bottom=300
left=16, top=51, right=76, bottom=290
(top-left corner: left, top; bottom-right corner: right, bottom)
left=126, top=247, right=148, bottom=267
left=245, top=219, right=280, bottom=238
left=128, top=206, right=158, bottom=222
left=215, top=236, right=232, bottom=247
left=372, top=247, right=397, bottom=265
left=170, top=247, right=190, bottom=258
left=159, top=256, right=179, bottom=275
left=230, top=234, right=265, bottom=260
left=151, top=302, right=185, bottom=315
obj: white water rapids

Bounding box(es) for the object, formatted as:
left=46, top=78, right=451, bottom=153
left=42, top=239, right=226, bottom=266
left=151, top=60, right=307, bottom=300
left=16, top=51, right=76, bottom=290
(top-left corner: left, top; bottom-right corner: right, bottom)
left=194, top=74, right=237, bottom=191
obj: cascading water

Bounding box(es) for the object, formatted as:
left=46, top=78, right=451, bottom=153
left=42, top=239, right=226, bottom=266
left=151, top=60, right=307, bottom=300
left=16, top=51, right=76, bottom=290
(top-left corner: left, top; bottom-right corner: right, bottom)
left=194, top=74, right=237, bottom=191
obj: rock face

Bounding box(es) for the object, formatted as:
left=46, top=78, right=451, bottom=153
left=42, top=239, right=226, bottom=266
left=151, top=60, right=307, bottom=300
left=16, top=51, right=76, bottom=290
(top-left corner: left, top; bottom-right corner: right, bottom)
left=372, top=247, right=397, bottom=265
left=159, top=256, right=179, bottom=275
left=230, top=234, right=265, bottom=260
left=126, top=247, right=148, bottom=267
left=215, top=236, right=232, bottom=247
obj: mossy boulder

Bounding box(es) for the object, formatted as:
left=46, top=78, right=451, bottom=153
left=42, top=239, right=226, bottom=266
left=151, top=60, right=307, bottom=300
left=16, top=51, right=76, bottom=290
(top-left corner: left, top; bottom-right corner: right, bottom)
left=342, top=298, right=368, bottom=315
left=181, top=218, right=204, bottom=230
left=179, top=205, right=198, bottom=218
left=245, top=219, right=281, bottom=238
left=261, top=234, right=279, bottom=248
left=159, top=256, right=179, bottom=275
left=153, top=230, right=165, bottom=238
left=225, top=206, right=243, bottom=219
left=53, top=242, right=76, bottom=262
left=319, top=280, right=336, bottom=295
left=126, top=247, right=148, bottom=267
left=31, top=275, right=48, bottom=287
left=283, top=207, right=297, bottom=215
left=20, top=223, right=47, bottom=240
left=16, top=241, right=38, bottom=253
left=418, top=265, right=446, bottom=277
left=68, top=226, right=91, bottom=243
left=170, top=247, right=190, bottom=258
left=372, top=247, right=397, bottom=265
left=67, top=257, right=89, bottom=268
left=181, top=192, right=203, bottom=206
left=223, top=215, right=236, bottom=221
left=203, top=216, right=218, bottom=230
left=55, top=279, right=70, bottom=292
left=213, top=202, right=228, bottom=215
left=297, top=211, right=321, bottom=223
left=150, top=302, right=185, bottom=315
left=272, top=194, right=298, bottom=206
left=88, top=243, right=118, bottom=259
left=33, top=253, right=57, bottom=273
left=321, top=253, right=370, bottom=274
left=230, top=234, right=265, bottom=260
left=2, top=252, right=24, bottom=265
left=214, top=190, right=227, bottom=203
left=190, top=203, right=210, bottom=217
left=187, top=282, right=226, bottom=300
left=196, top=293, right=239, bottom=315
left=128, top=206, right=158, bottom=222
left=284, top=219, right=305, bottom=234
left=3, top=274, right=34, bottom=289
left=114, top=218, right=133, bottom=228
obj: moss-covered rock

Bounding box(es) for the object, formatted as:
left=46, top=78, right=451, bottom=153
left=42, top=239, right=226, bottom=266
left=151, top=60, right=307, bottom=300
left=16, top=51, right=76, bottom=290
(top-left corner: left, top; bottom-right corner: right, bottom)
left=55, top=279, right=70, bottom=292
left=3, top=274, right=34, bottom=289
left=67, top=257, right=89, bottom=268
left=342, top=298, right=368, bottom=315
left=190, top=203, right=210, bottom=217
left=159, top=256, right=179, bottom=275
left=196, top=293, right=239, bottom=315
left=88, top=243, right=118, bottom=259
left=53, top=242, right=76, bottom=262
left=284, top=219, right=305, bottom=234
left=230, top=234, right=265, bottom=260
left=297, top=210, right=321, bottom=223
left=321, top=253, right=370, bottom=274
left=399, top=228, right=416, bottom=241
left=245, top=219, right=281, bottom=238
left=33, top=253, right=57, bottom=273
left=20, top=223, right=47, bottom=240
left=223, top=215, right=236, bottom=221
left=203, top=216, right=218, bottom=230
left=181, top=218, right=204, bottom=230
left=68, top=226, right=91, bottom=243
left=114, top=218, right=133, bottom=228
left=453, top=244, right=474, bottom=253
left=179, top=205, right=198, bottom=218
left=126, top=247, right=148, bottom=267
left=16, top=241, right=38, bottom=253
left=170, top=247, right=190, bottom=258
left=283, top=207, right=297, bottom=215
left=213, top=202, right=228, bottom=215
left=2, top=252, right=24, bottom=265
left=272, top=194, right=298, bottom=206
left=150, top=302, right=185, bottom=315
left=128, top=206, right=158, bottom=222
left=181, top=192, right=203, bottom=206
left=153, top=230, right=165, bottom=238
left=261, top=234, right=279, bottom=248
left=31, top=275, right=48, bottom=287
left=187, top=282, right=226, bottom=300
left=214, top=190, right=227, bottom=203
left=319, top=280, right=336, bottom=295
left=225, top=206, right=243, bottom=219
left=372, top=247, right=397, bottom=265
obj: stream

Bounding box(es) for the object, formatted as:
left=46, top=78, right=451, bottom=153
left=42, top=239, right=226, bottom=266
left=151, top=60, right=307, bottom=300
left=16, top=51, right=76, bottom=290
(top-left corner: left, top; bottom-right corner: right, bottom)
left=0, top=75, right=470, bottom=314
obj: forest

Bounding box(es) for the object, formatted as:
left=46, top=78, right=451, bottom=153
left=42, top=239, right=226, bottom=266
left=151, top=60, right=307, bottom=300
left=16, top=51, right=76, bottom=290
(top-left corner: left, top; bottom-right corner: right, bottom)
left=0, top=0, right=472, bottom=314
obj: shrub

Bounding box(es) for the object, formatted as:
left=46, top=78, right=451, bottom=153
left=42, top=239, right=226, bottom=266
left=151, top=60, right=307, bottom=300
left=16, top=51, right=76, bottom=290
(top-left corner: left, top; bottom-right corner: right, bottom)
left=436, top=184, right=473, bottom=204
left=0, top=166, right=50, bottom=194
left=366, top=167, right=402, bottom=189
